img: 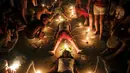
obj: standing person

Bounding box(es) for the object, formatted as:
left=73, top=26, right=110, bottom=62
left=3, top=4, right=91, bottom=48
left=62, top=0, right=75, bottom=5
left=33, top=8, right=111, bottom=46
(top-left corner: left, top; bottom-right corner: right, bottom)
left=87, top=0, right=94, bottom=29
left=90, top=0, right=108, bottom=40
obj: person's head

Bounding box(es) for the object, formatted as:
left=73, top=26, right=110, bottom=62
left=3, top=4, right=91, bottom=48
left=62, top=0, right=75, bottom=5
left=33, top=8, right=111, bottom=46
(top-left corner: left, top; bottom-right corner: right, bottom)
left=40, top=14, right=50, bottom=24
left=115, top=6, right=125, bottom=20
left=62, top=50, right=72, bottom=57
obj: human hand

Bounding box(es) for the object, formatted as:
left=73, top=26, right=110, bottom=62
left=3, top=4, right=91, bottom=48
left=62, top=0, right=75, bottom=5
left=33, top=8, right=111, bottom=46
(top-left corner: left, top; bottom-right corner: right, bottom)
left=8, top=68, right=16, bottom=73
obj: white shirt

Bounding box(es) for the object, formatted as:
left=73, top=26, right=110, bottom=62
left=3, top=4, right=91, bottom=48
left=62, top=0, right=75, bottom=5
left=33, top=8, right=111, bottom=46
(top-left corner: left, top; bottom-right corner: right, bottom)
left=58, top=58, right=74, bottom=73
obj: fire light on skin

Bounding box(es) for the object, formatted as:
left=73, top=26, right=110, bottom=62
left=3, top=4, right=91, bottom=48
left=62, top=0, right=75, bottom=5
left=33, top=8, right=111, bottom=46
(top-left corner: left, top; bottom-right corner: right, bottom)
left=82, top=40, right=86, bottom=42
left=43, top=26, right=54, bottom=32
left=28, top=38, right=45, bottom=48
left=59, top=16, right=64, bottom=21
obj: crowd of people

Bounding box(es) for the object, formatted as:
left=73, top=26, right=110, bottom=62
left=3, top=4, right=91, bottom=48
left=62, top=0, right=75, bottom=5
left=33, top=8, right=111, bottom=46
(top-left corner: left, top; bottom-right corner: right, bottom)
left=0, top=0, right=130, bottom=73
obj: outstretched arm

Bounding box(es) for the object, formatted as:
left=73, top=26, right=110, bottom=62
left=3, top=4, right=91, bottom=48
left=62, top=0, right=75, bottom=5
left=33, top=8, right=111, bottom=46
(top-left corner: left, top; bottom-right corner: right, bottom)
left=4, top=30, right=19, bottom=52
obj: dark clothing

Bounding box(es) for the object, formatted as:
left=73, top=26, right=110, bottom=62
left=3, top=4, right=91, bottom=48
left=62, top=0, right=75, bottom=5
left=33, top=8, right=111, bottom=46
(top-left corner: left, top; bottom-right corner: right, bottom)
left=113, top=20, right=130, bottom=39
left=102, top=39, right=128, bottom=73
left=25, top=19, right=44, bottom=39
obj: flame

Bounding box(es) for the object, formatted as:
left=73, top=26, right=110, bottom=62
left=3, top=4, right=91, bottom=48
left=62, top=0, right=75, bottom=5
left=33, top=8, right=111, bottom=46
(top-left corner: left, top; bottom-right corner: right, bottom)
left=42, top=4, right=45, bottom=7
left=87, top=27, right=91, bottom=32
left=9, top=61, right=20, bottom=71
left=87, top=71, right=93, bottom=73
left=36, top=70, right=42, bottom=73
left=64, top=43, right=68, bottom=49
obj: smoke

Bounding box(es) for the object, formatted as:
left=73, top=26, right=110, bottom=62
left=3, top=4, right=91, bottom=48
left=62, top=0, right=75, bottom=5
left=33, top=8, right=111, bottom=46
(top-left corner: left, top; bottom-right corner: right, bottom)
left=11, top=55, right=26, bottom=65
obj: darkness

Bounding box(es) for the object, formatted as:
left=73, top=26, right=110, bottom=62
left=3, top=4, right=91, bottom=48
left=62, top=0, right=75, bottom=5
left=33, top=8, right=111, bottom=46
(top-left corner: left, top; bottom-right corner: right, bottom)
left=0, top=0, right=130, bottom=73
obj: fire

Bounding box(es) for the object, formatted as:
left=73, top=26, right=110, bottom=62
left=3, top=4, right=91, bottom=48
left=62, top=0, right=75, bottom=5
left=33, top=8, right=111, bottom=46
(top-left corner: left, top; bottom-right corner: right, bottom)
left=36, top=70, right=42, bottom=73
left=9, top=61, right=20, bottom=71
left=42, top=4, right=45, bottom=7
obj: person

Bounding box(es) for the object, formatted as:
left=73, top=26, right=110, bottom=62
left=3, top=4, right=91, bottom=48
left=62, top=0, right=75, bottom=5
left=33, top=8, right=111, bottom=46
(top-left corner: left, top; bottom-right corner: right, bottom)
left=0, top=59, right=16, bottom=73
left=102, top=2, right=130, bottom=72
left=87, top=0, right=94, bottom=29
left=51, top=0, right=71, bottom=21
left=0, top=29, right=18, bottom=53
left=100, top=23, right=129, bottom=73
left=21, top=0, right=28, bottom=24
left=89, top=0, right=108, bottom=40
left=75, top=0, right=88, bottom=24
left=0, top=59, right=8, bottom=73
left=48, top=50, right=79, bottom=73
left=50, top=21, right=81, bottom=55
left=21, top=0, right=38, bottom=24
left=35, top=6, right=52, bottom=20
left=25, top=14, right=50, bottom=39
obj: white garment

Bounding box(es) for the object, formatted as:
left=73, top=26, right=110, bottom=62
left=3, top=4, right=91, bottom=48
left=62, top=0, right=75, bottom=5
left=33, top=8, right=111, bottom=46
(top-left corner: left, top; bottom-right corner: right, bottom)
left=94, top=4, right=105, bottom=15
left=58, top=58, right=74, bottom=73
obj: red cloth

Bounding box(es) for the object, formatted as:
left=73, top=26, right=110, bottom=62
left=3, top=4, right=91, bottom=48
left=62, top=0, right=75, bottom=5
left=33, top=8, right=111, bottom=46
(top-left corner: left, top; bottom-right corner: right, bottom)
left=76, top=7, right=88, bottom=18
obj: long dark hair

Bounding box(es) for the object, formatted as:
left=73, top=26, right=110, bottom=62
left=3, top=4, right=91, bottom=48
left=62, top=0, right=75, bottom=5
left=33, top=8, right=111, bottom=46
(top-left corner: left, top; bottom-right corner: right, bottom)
left=61, top=50, right=73, bottom=58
